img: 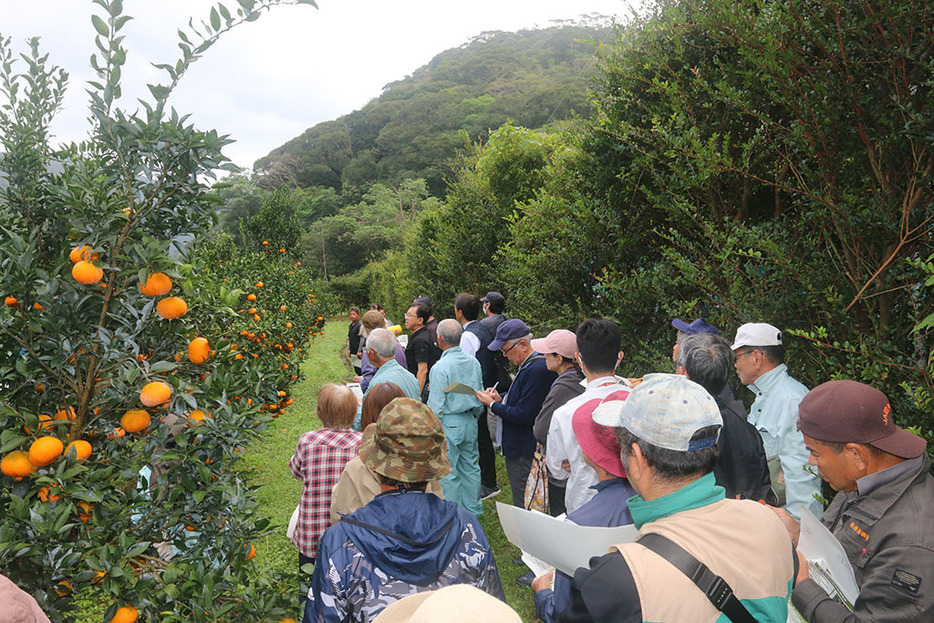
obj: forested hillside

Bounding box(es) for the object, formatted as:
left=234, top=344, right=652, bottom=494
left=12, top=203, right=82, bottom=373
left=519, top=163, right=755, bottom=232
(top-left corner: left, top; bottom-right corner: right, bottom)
left=253, top=18, right=612, bottom=196
left=212, top=19, right=614, bottom=290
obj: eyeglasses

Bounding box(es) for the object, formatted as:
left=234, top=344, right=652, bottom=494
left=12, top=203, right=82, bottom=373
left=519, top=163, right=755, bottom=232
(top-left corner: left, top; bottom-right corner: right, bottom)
left=501, top=340, right=519, bottom=356
left=735, top=348, right=758, bottom=359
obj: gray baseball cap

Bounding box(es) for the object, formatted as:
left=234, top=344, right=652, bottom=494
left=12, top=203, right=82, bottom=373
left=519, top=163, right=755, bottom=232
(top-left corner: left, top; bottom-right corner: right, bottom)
left=593, top=373, right=721, bottom=452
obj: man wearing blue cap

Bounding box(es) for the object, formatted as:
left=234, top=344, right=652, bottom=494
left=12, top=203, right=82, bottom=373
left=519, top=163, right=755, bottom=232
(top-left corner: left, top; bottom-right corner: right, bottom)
left=475, top=319, right=557, bottom=507
left=670, top=317, right=720, bottom=367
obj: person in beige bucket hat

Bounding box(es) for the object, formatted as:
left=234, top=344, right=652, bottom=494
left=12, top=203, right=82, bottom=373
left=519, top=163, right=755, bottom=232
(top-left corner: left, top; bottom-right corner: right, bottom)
left=306, top=398, right=504, bottom=622
left=373, top=584, right=521, bottom=623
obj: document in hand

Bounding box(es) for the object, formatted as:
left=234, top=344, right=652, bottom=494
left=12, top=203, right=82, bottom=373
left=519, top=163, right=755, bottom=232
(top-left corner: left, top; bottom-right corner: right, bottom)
left=797, top=508, right=859, bottom=610
left=346, top=382, right=363, bottom=402
left=442, top=382, right=479, bottom=395
left=496, top=501, right=638, bottom=576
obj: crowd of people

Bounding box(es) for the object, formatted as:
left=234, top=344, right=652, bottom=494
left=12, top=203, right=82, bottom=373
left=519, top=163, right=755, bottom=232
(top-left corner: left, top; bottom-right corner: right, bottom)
left=288, top=292, right=933, bottom=622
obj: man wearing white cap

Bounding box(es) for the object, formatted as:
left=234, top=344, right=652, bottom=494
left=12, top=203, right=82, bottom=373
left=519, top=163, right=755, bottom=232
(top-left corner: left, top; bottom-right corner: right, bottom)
left=562, top=374, right=795, bottom=622
left=731, top=322, right=821, bottom=519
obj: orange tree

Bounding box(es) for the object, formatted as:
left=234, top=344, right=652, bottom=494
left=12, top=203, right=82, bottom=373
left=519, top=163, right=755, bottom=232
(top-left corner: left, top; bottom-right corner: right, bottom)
left=0, top=1, right=319, bottom=621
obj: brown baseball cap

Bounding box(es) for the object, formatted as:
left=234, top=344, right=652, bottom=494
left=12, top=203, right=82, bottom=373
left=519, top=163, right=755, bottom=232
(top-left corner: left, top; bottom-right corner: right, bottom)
left=797, top=380, right=927, bottom=459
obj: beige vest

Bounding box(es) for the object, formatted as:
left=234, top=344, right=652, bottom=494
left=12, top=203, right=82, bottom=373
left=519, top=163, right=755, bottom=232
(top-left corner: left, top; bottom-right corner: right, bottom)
left=615, top=498, right=793, bottom=622
left=330, top=456, right=444, bottom=524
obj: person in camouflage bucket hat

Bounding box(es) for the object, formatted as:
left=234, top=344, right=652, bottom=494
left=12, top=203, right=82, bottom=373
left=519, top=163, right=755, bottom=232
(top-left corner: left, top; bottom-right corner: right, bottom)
left=360, top=397, right=451, bottom=483
left=307, top=398, right=504, bottom=623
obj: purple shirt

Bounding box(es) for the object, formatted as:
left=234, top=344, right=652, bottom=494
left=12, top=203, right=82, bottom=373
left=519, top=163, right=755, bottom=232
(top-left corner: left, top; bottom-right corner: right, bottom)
left=359, top=343, right=407, bottom=393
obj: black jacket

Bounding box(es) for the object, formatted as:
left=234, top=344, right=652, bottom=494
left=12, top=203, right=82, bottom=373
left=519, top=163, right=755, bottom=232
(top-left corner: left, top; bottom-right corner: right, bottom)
left=465, top=321, right=496, bottom=388
left=714, top=384, right=772, bottom=501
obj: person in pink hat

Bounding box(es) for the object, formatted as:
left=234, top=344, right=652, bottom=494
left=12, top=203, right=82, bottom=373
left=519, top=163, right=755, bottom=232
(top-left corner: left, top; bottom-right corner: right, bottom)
left=530, top=328, right=585, bottom=517
left=531, top=389, right=636, bottom=623
left=778, top=380, right=934, bottom=623
left=0, top=574, right=50, bottom=623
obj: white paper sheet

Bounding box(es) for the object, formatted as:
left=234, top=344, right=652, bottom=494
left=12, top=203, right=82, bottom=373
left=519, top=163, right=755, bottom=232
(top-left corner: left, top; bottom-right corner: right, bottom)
left=521, top=551, right=554, bottom=579
left=496, top=501, right=639, bottom=576
left=797, top=508, right=860, bottom=607
left=346, top=382, right=363, bottom=402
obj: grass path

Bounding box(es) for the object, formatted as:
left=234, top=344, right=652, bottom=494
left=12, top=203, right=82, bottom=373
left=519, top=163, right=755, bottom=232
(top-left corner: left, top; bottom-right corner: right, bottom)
left=245, top=319, right=538, bottom=621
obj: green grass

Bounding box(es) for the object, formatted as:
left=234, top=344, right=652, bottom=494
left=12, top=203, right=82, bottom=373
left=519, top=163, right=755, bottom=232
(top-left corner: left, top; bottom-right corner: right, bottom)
left=242, top=321, right=352, bottom=593
left=246, top=318, right=538, bottom=621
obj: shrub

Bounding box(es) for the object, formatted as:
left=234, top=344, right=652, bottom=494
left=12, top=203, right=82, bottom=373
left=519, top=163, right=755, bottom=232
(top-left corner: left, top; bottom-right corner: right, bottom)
left=0, top=2, right=318, bottom=621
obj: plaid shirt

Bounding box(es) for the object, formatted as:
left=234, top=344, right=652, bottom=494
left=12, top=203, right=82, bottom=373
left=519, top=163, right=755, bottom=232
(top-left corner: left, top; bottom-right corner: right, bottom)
left=289, top=427, right=363, bottom=558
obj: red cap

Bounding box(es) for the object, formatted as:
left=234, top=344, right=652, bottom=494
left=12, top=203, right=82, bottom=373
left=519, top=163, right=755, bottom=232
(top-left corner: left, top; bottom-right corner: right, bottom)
left=572, top=390, right=630, bottom=478
left=797, top=380, right=926, bottom=459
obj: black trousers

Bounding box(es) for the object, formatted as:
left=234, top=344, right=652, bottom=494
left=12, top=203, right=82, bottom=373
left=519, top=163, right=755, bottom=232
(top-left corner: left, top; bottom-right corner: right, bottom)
left=477, top=411, right=497, bottom=489
left=549, top=481, right=567, bottom=517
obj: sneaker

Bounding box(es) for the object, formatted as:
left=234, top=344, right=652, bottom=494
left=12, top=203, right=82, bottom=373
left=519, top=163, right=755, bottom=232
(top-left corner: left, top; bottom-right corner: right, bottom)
left=515, top=570, right=535, bottom=587
left=480, top=486, right=501, bottom=500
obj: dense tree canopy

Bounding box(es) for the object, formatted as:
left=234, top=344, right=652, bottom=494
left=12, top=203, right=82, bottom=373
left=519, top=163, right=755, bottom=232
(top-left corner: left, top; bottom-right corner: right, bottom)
left=400, top=0, right=934, bottom=431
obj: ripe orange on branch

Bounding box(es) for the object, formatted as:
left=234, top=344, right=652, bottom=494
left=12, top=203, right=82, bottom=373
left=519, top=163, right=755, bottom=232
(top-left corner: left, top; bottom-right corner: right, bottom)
left=111, top=605, right=138, bottom=623
left=77, top=501, right=94, bottom=522
left=55, top=406, right=76, bottom=421
left=156, top=296, right=187, bottom=319
left=5, top=295, right=19, bottom=307
left=188, top=409, right=210, bottom=426
left=120, top=410, right=151, bottom=433
left=32, top=414, right=54, bottom=432
left=72, top=261, right=104, bottom=285
left=140, top=381, right=171, bottom=407
left=188, top=337, right=210, bottom=364
left=139, top=272, right=172, bottom=296
left=65, top=439, right=92, bottom=460
left=29, top=436, right=64, bottom=466
left=69, top=245, right=99, bottom=263
left=37, top=485, right=63, bottom=502
left=1, top=451, right=35, bottom=479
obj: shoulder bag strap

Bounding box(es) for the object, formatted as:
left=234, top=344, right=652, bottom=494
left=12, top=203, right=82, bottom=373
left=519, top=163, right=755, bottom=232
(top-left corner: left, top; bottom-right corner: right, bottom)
left=638, top=533, right=758, bottom=623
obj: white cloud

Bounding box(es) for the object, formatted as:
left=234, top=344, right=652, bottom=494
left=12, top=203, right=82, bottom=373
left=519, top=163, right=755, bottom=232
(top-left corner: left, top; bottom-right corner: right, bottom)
left=1, top=0, right=632, bottom=169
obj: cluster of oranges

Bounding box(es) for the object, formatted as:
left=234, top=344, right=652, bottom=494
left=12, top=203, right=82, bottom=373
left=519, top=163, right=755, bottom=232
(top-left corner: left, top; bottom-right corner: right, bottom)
left=0, top=433, right=92, bottom=481
left=64, top=245, right=190, bottom=323
left=139, top=272, right=188, bottom=320
left=70, top=245, right=104, bottom=286
left=1, top=378, right=174, bottom=481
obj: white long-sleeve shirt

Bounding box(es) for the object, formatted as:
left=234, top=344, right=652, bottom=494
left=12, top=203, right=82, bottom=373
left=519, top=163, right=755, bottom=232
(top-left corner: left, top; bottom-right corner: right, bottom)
left=546, top=376, right=628, bottom=513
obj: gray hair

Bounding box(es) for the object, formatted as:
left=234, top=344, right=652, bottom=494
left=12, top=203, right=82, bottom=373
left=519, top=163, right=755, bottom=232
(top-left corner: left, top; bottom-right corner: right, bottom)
left=677, top=333, right=732, bottom=394
left=437, top=318, right=463, bottom=346
left=367, top=328, right=397, bottom=359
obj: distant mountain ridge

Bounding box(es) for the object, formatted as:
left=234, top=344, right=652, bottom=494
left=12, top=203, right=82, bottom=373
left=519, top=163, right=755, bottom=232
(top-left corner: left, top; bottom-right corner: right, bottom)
left=254, top=18, right=614, bottom=196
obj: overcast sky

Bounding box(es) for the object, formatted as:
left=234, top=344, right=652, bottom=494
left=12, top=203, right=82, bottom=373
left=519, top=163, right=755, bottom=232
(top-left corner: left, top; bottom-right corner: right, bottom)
left=1, top=0, right=635, bottom=170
